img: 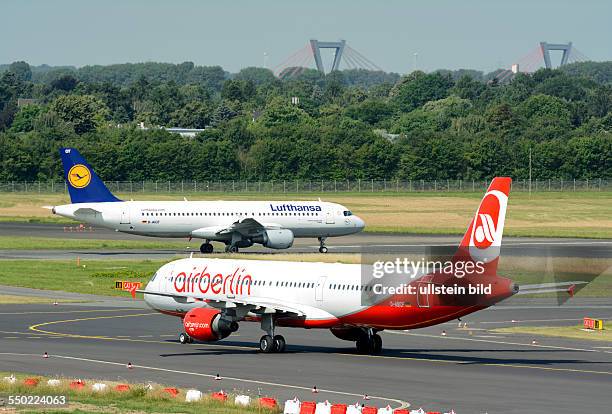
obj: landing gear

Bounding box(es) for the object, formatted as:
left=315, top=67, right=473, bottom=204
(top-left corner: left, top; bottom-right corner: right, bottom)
left=318, top=237, right=328, bottom=253
left=258, top=314, right=286, bottom=353
left=179, top=332, right=193, bottom=344
left=199, top=242, right=214, bottom=254
left=225, top=245, right=239, bottom=253
left=273, top=335, right=286, bottom=352
left=355, top=329, right=382, bottom=355
left=259, top=335, right=275, bottom=353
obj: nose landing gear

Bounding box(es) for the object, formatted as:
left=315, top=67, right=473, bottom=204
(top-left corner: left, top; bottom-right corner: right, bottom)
left=199, top=242, right=214, bottom=254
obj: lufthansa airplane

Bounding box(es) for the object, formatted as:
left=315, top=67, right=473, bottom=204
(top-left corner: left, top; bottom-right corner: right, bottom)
left=138, top=177, right=583, bottom=353
left=51, top=148, right=365, bottom=253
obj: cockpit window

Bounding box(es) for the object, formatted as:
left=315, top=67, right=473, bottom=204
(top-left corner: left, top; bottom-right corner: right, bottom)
left=150, top=272, right=158, bottom=282
left=343, top=211, right=353, bottom=216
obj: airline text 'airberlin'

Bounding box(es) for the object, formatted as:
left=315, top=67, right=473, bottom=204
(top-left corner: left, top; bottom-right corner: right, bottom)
left=173, top=266, right=252, bottom=296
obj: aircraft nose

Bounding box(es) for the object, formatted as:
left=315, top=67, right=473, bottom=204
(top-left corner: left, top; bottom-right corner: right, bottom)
left=353, top=216, right=366, bottom=230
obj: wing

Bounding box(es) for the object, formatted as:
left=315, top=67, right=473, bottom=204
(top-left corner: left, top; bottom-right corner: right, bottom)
left=192, top=218, right=282, bottom=239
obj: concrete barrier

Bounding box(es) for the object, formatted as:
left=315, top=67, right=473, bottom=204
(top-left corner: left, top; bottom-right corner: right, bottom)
left=235, top=395, right=251, bottom=406
left=284, top=397, right=301, bottom=414
left=185, top=389, right=202, bottom=402
left=315, top=400, right=332, bottom=414
left=92, top=383, right=107, bottom=392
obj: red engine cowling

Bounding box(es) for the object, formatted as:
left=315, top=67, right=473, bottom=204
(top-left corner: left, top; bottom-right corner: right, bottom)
left=183, top=308, right=238, bottom=342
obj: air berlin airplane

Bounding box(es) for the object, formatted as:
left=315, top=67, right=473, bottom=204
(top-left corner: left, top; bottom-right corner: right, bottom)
left=50, top=148, right=365, bottom=253
left=139, top=177, right=580, bottom=354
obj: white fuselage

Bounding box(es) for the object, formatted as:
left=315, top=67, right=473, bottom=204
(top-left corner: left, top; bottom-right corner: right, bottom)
left=53, top=200, right=365, bottom=241
left=144, top=258, right=368, bottom=323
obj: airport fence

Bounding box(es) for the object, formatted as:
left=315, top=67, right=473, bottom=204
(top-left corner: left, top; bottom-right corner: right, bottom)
left=0, top=178, right=610, bottom=194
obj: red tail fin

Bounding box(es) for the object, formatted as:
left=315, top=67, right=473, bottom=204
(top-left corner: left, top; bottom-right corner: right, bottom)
left=455, top=177, right=512, bottom=275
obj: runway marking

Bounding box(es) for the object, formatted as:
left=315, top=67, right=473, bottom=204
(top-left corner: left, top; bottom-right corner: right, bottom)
left=29, top=313, right=256, bottom=350
left=338, top=352, right=612, bottom=376
left=0, top=308, right=142, bottom=315
left=477, top=318, right=606, bottom=325
left=0, top=352, right=409, bottom=409
left=3, top=337, right=18, bottom=339
left=25, top=312, right=612, bottom=379
left=387, top=331, right=612, bottom=354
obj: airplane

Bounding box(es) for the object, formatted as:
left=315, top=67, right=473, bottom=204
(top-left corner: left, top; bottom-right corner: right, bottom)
left=50, top=148, right=365, bottom=253
left=138, top=177, right=584, bottom=354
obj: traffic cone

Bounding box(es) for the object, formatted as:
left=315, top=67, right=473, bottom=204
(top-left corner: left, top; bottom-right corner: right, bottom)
left=127, top=362, right=133, bottom=369
left=215, top=373, right=221, bottom=381
left=312, top=385, right=319, bottom=393
left=43, top=352, right=48, bottom=359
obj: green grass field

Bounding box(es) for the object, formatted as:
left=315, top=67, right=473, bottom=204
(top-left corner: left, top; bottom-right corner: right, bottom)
left=0, top=255, right=609, bottom=298
left=1, top=190, right=611, bottom=238
left=493, top=322, right=611, bottom=342
left=0, top=372, right=279, bottom=414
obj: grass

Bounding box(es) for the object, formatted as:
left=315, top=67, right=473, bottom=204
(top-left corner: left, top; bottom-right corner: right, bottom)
left=0, top=255, right=609, bottom=298
left=0, top=371, right=280, bottom=413
left=0, top=236, right=196, bottom=250
left=493, top=322, right=612, bottom=342
left=0, top=295, right=81, bottom=304
left=1, top=191, right=611, bottom=238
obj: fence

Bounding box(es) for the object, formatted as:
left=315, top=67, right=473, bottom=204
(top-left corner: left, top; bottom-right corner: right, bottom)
left=0, top=179, right=609, bottom=194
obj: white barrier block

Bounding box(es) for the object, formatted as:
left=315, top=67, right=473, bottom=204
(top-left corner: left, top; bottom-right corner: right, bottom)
left=185, top=389, right=202, bottom=402
left=235, top=395, right=251, bottom=406
left=410, top=409, right=426, bottom=414
left=284, top=397, right=301, bottom=414
left=3, top=375, right=16, bottom=384
left=92, top=383, right=107, bottom=392
left=378, top=405, right=393, bottom=414
left=315, top=400, right=332, bottom=414
left=347, top=404, right=362, bottom=414
left=47, top=379, right=61, bottom=387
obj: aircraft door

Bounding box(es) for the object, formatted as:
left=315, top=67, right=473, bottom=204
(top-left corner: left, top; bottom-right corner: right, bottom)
left=315, top=276, right=327, bottom=301
left=120, top=204, right=131, bottom=224
left=325, top=209, right=335, bottom=224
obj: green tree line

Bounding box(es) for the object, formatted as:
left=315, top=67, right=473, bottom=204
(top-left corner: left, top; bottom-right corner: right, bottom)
left=0, top=60, right=610, bottom=182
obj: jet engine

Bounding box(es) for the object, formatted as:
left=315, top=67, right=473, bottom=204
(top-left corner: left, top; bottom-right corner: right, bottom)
left=183, top=308, right=238, bottom=341
left=253, top=229, right=294, bottom=249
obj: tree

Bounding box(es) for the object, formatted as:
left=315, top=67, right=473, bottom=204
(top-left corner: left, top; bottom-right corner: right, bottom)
left=390, top=71, right=454, bottom=112
left=51, top=74, right=79, bottom=91
left=50, top=95, right=110, bottom=133
left=8, top=61, right=32, bottom=82
left=10, top=104, right=42, bottom=132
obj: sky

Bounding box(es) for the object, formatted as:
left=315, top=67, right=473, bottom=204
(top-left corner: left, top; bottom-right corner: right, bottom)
left=2, top=0, right=610, bottom=74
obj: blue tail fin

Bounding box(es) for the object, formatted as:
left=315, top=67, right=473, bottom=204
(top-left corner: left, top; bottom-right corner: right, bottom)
left=59, top=148, right=121, bottom=204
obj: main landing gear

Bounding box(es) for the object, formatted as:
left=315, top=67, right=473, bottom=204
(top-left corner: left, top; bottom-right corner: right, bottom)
left=356, top=329, right=382, bottom=355
left=318, top=237, right=328, bottom=253
left=259, top=314, right=286, bottom=353
left=199, top=241, right=214, bottom=254
left=179, top=332, right=194, bottom=344
left=224, top=245, right=239, bottom=253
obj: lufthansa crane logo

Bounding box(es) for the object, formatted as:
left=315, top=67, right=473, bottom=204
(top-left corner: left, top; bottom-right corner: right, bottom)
left=67, top=164, right=91, bottom=188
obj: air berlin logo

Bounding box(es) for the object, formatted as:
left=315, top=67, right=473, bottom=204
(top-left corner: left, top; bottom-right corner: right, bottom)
left=471, top=192, right=502, bottom=249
